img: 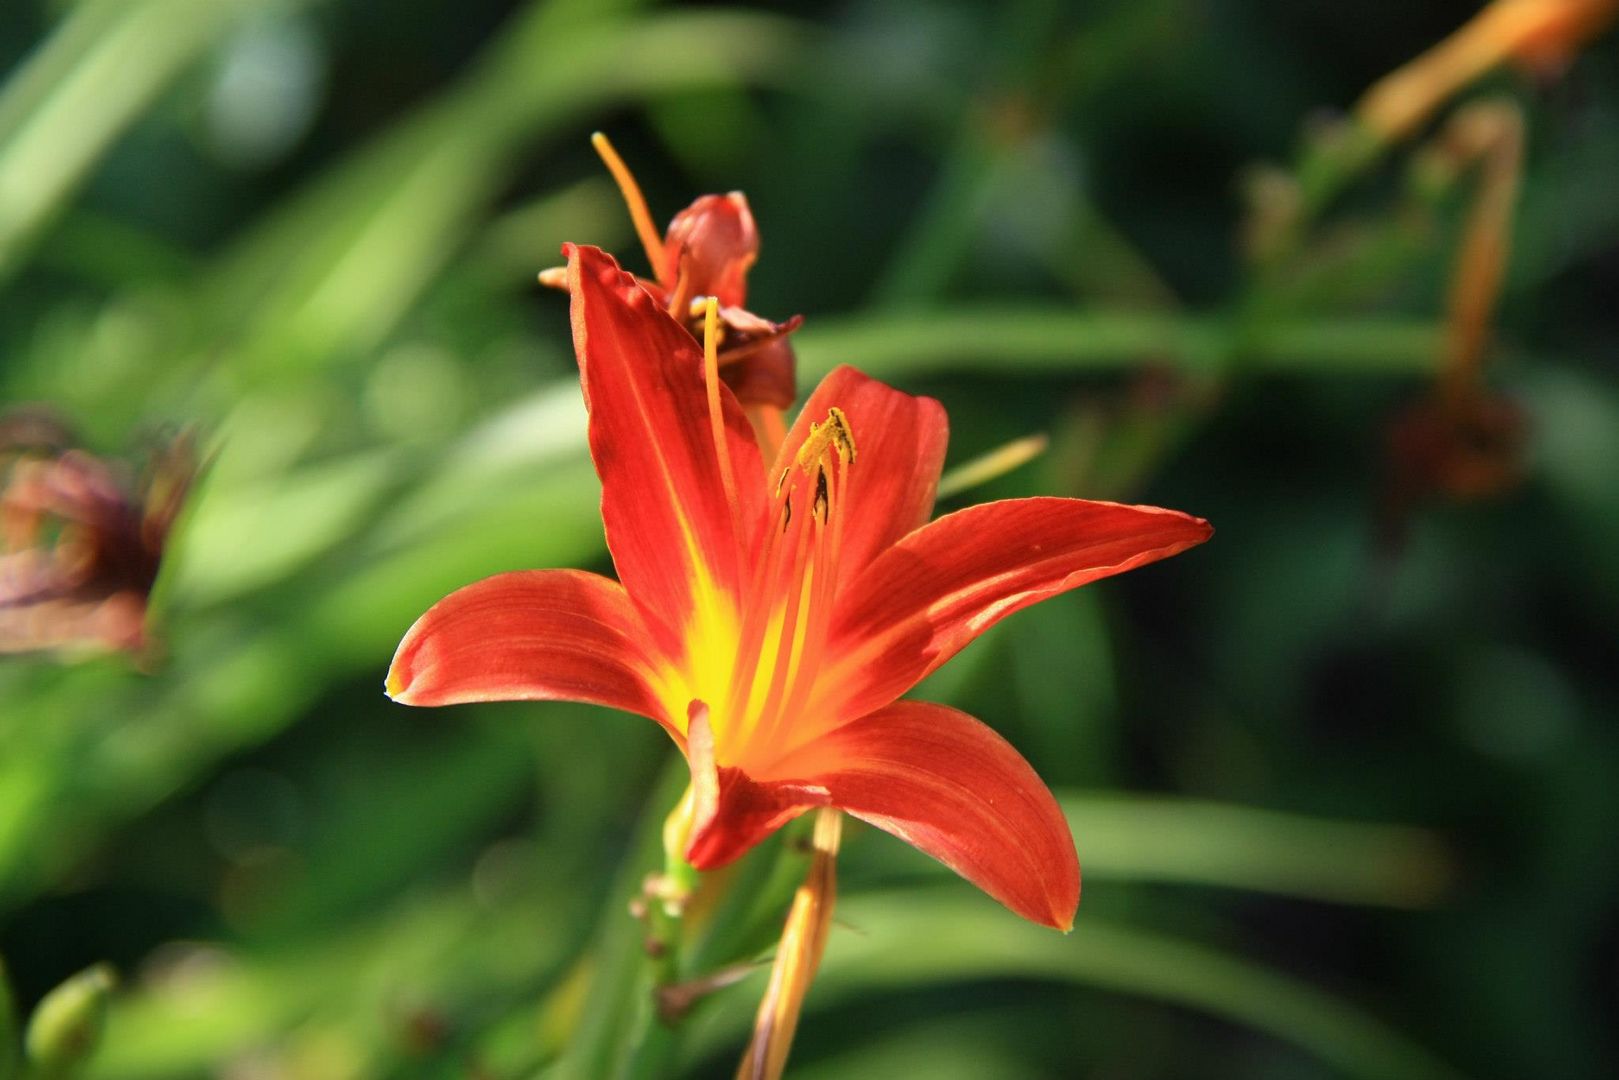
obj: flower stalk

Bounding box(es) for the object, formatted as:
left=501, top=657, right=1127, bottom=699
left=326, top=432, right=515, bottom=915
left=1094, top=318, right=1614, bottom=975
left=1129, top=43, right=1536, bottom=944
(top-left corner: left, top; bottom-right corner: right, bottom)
left=1385, top=99, right=1529, bottom=522
left=1248, top=0, right=1614, bottom=267
left=1357, top=0, right=1617, bottom=145
left=736, top=807, right=842, bottom=1080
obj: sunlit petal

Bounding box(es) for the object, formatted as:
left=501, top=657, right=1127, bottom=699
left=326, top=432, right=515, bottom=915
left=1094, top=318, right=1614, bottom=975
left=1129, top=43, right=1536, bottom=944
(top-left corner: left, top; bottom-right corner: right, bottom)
left=773, top=700, right=1079, bottom=929
left=774, top=365, right=949, bottom=581
left=827, top=497, right=1212, bottom=721
left=566, top=243, right=766, bottom=653
left=685, top=701, right=826, bottom=868
left=386, top=569, right=671, bottom=730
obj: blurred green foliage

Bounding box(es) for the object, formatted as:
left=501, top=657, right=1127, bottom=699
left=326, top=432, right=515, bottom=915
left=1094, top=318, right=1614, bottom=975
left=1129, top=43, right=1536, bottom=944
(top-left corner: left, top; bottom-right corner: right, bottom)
left=0, top=0, right=1616, bottom=1077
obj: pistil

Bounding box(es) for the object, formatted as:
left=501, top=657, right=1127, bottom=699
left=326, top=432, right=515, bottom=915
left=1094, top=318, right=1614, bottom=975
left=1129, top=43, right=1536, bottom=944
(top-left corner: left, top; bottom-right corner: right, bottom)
left=590, top=131, right=666, bottom=273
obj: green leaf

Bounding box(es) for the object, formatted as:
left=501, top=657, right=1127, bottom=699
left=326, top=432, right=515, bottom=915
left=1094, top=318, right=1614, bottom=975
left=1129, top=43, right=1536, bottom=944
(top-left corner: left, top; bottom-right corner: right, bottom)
left=689, top=891, right=1462, bottom=1080
left=793, top=308, right=1440, bottom=381
left=551, top=758, right=690, bottom=1080
left=1062, top=795, right=1452, bottom=907
left=0, top=0, right=292, bottom=277
left=847, top=794, right=1451, bottom=908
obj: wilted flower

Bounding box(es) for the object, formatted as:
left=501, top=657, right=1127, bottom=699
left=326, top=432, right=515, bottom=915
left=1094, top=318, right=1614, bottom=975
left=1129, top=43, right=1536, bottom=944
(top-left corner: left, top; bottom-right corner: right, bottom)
left=1388, top=393, right=1528, bottom=505
left=0, top=411, right=194, bottom=657
left=1386, top=100, right=1529, bottom=530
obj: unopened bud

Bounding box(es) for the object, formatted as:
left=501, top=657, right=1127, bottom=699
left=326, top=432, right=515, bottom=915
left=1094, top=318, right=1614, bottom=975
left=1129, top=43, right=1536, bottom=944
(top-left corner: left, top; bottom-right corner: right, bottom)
left=24, top=965, right=115, bottom=1079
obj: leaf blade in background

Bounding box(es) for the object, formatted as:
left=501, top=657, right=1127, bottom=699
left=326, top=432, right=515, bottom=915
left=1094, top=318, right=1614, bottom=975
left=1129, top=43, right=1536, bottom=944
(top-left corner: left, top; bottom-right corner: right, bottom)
left=687, top=890, right=1463, bottom=1080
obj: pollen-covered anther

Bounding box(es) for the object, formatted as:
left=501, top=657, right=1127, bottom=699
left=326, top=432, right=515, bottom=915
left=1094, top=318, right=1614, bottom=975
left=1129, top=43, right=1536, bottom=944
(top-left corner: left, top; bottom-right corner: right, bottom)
left=795, top=407, right=857, bottom=471
left=777, top=407, right=855, bottom=528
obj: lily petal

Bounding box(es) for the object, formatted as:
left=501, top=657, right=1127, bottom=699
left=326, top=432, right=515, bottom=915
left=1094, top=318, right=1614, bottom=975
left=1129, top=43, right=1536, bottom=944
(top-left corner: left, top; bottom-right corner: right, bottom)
left=776, top=365, right=949, bottom=579
left=776, top=700, right=1079, bottom=930
left=828, top=497, right=1212, bottom=721
left=566, top=244, right=766, bottom=651
left=386, top=569, right=670, bottom=729
left=722, top=335, right=797, bottom=411
left=685, top=701, right=824, bottom=868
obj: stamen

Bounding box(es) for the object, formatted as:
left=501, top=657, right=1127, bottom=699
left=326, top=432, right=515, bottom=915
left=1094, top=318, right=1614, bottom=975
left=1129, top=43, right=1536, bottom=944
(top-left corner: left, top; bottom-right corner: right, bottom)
left=771, top=454, right=847, bottom=748
left=724, top=484, right=808, bottom=738
left=590, top=131, right=667, bottom=275
left=752, top=530, right=817, bottom=741
left=727, top=406, right=861, bottom=767
left=752, top=433, right=852, bottom=762
left=702, top=298, right=742, bottom=529
left=794, top=407, right=856, bottom=473
left=667, top=259, right=696, bottom=322
left=934, top=433, right=1049, bottom=500
left=725, top=536, right=783, bottom=719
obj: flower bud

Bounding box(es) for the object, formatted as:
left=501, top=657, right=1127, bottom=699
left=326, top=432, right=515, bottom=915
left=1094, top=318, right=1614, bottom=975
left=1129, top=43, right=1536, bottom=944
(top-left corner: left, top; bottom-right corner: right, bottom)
left=661, top=193, right=759, bottom=308
left=24, top=965, right=114, bottom=1080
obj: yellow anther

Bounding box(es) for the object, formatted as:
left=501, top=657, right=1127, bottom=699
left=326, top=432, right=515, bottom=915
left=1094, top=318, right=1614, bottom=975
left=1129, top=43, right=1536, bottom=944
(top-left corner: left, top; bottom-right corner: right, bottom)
left=794, top=407, right=856, bottom=473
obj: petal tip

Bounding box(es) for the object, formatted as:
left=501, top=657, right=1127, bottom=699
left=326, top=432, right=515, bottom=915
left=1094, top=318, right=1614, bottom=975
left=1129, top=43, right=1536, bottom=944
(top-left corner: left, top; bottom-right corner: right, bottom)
left=384, top=659, right=414, bottom=704
left=1051, top=897, right=1078, bottom=934
left=1042, top=869, right=1079, bottom=932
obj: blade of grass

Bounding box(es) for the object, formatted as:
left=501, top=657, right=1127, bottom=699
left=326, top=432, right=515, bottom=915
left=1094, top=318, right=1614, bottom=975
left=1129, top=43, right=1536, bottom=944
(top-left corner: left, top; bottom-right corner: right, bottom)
left=1063, top=795, right=1452, bottom=907
left=844, top=794, right=1451, bottom=908
left=793, top=308, right=1441, bottom=382
left=0, top=0, right=299, bottom=277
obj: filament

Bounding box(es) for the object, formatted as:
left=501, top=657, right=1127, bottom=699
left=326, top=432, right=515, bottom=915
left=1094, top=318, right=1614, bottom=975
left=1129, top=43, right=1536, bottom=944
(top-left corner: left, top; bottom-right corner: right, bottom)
left=703, top=298, right=742, bottom=529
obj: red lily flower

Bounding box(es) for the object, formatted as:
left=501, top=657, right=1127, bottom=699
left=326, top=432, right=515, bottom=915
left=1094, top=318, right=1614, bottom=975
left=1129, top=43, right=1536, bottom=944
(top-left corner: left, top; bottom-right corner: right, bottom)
left=388, top=245, right=1211, bottom=929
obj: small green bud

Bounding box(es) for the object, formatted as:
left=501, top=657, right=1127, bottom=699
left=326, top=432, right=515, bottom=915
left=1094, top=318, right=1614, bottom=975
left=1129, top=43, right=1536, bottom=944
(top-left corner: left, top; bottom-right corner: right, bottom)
left=23, top=965, right=115, bottom=1080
